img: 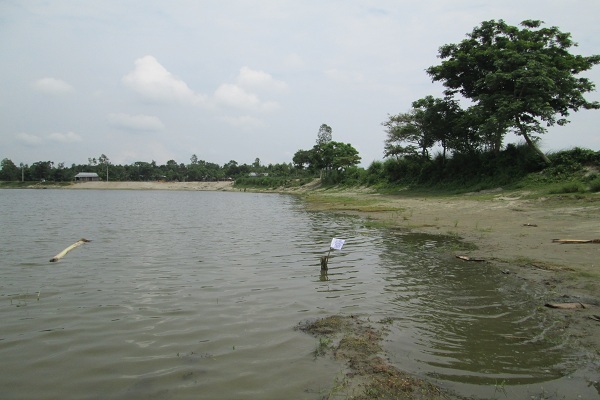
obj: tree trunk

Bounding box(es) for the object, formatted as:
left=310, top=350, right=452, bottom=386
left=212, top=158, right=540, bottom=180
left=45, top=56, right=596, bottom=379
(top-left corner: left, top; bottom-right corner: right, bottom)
left=522, top=131, right=551, bottom=164
left=516, top=118, right=551, bottom=164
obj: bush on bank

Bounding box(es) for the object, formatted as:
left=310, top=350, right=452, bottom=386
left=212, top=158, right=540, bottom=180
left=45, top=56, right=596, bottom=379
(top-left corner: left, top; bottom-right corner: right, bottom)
left=233, top=146, right=600, bottom=196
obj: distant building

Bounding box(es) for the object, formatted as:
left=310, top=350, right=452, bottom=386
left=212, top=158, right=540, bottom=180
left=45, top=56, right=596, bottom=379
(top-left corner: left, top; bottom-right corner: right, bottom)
left=74, top=172, right=100, bottom=182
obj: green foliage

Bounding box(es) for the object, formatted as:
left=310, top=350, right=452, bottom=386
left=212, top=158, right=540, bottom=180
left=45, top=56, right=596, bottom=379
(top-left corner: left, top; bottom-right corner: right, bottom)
left=548, top=147, right=600, bottom=166
left=360, top=146, right=600, bottom=194
left=588, top=177, right=600, bottom=192
left=364, top=161, right=384, bottom=185
left=234, top=176, right=313, bottom=189
left=0, top=158, right=21, bottom=181
left=382, top=96, right=464, bottom=160
left=320, top=166, right=365, bottom=186
left=313, top=337, right=332, bottom=358
left=0, top=155, right=297, bottom=184
left=548, top=182, right=586, bottom=194
left=292, top=124, right=362, bottom=177
left=427, top=19, right=600, bottom=163
left=316, top=123, right=332, bottom=146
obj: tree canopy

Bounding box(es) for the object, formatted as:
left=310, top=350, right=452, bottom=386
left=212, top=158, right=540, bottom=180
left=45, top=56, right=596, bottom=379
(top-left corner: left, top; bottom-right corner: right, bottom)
left=316, top=124, right=333, bottom=146
left=293, top=123, right=361, bottom=178
left=383, top=96, right=463, bottom=161
left=427, top=19, right=600, bottom=163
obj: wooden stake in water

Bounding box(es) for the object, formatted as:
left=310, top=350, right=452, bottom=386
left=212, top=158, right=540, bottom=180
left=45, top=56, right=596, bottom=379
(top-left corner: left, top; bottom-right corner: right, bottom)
left=321, top=238, right=345, bottom=271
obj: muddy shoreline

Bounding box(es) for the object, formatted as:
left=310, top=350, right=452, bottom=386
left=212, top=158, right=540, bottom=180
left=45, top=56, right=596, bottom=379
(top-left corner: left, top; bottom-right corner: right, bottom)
left=302, top=189, right=600, bottom=352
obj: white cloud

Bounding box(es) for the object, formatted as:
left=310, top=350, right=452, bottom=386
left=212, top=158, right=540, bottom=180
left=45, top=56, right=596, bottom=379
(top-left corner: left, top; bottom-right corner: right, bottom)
left=237, top=66, right=288, bottom=92
left=16, top=132, right=44, bottom=145
left=122, top=55, right=206, bottom=106
left=48, top=131, right=82, bottom=143
left=214, top=83, right=257, bottom=109
left=32, top=77, right=74, bottom=95
left=213, top=83, right=279, bottom=112
left=107, top=113, right=165, bottom=131
left=121, top=57, right=284, bottom=115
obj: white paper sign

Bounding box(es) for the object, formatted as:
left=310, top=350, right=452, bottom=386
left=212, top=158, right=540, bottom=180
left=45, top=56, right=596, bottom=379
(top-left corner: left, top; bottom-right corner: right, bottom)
left=330, top=238, right=346, bottom=250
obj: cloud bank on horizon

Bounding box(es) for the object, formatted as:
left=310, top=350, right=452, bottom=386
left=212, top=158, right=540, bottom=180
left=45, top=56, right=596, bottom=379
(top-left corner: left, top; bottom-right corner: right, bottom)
left=1, top=1, right=599, bottom=167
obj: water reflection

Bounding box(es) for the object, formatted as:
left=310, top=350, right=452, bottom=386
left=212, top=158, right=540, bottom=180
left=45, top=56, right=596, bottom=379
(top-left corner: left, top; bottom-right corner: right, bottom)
left=378, top=231, right=574, bottom=385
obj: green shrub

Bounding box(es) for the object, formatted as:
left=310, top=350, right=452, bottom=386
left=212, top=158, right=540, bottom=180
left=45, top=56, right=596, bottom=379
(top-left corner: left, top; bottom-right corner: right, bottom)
left=588, top=177, right=600, bottom=193
left=548, top=182, right=586, bottom=194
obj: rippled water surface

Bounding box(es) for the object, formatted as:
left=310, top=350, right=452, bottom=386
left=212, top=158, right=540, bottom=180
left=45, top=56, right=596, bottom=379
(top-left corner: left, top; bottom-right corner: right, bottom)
left=0, top=189, right=596, bottom=399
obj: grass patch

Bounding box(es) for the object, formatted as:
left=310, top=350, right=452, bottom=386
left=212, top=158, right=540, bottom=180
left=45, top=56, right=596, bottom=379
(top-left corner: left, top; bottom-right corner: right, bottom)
left=547, top=181, right=586, bottom=194
left=298, top=315, right=350, bottom=335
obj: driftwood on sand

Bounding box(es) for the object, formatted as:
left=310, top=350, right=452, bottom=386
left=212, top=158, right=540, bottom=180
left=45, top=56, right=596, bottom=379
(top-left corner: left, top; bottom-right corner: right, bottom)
left=456, top=255, right=486, bottom=262
left=544, top=302, right=591, bottom=310
left=552, top=239, right=600, bottom=244
left=49, top=238, right=91, bottom=262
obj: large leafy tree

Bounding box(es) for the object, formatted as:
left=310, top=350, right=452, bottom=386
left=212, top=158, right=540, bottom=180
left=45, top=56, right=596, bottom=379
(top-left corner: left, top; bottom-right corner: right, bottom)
left=0, top=158, right=20, bottom=181
left=319, top=141, right=361, bottom=173
left=412, top=96, right=463, bottom=161
left=383, top=110, right=428, bottom=159
left=293, top=142, right=361, bottom=175
left=383, top=96, right=462, bottom=161
left=427, top=20, right=600, bottom=163
left=294, top=121, right=361, bottom=177
left=30, top=161, right=53, bottom=181
left=292, top=149, right=314, bottom=170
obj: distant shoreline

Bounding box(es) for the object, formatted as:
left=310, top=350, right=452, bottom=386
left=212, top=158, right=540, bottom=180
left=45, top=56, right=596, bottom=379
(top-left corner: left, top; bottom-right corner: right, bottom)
left=65, top=181, right=236, bottom=191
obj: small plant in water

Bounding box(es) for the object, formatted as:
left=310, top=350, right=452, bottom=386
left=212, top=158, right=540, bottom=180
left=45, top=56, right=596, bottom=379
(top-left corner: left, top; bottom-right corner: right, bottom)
left=493, top=379, right=507, bottom=397
left=313, top=337, right=332, bottom=358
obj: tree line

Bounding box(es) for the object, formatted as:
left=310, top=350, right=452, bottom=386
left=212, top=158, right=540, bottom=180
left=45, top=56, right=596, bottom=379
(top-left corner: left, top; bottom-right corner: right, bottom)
left=0, top=155, right=299, bottom=183
left=1, top=122, right=362, bottom=183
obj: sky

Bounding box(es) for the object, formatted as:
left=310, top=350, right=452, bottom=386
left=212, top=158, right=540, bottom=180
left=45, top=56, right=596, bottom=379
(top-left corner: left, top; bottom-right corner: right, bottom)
left=1, top=1, right=599, bottom=168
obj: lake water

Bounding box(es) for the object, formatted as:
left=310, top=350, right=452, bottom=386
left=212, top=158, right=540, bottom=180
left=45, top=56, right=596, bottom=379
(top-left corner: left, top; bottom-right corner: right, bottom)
left=0, top=189, right=597, bottom=399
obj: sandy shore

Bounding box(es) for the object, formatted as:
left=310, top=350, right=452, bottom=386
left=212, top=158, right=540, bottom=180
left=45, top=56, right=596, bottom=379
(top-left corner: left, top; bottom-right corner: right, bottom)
left=64, top=180, right=600, bottom=354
